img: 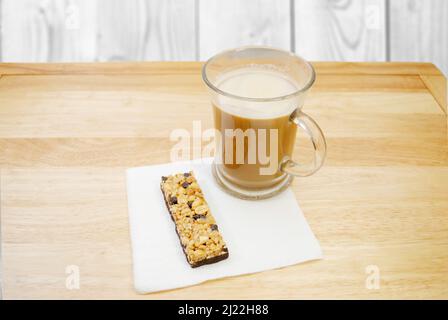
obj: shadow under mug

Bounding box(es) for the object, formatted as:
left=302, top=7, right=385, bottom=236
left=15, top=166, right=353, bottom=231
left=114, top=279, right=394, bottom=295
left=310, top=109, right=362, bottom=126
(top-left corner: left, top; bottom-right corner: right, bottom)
left=202, top=46, right=327, bottom=200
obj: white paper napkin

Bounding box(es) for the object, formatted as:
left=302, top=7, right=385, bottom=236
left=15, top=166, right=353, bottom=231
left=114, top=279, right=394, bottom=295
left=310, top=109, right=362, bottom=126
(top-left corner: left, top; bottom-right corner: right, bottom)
left=126, top=158, right=322, bottom=294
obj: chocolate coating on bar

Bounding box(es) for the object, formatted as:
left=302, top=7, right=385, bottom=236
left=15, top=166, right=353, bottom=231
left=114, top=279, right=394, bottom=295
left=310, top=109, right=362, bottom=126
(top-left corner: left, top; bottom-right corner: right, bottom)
left=160, top=171, right=229, bottom=268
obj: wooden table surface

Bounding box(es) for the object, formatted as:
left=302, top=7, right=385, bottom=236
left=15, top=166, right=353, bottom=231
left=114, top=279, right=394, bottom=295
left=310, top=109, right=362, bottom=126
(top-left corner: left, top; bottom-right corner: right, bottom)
left=0, top=62, right=447, bottom=299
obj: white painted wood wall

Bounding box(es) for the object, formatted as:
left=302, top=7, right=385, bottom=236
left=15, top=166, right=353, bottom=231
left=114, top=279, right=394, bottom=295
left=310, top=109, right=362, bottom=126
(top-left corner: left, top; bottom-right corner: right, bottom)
left=0, top=0, right=447, bottom=76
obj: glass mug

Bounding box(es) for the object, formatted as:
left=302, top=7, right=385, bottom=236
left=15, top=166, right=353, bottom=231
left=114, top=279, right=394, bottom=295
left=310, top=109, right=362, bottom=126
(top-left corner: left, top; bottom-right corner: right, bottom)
left=202, top=46, right=326, bottom=199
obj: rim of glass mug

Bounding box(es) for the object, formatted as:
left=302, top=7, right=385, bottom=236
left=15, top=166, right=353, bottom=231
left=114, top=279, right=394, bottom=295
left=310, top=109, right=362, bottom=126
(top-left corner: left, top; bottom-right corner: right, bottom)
left=201, top=46, right=316, bottom=102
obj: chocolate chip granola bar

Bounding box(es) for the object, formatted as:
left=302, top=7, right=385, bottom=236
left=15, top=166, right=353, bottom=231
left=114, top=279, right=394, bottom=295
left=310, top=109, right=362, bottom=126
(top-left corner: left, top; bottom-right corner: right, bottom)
left=160, top=171, right=229, bottom=267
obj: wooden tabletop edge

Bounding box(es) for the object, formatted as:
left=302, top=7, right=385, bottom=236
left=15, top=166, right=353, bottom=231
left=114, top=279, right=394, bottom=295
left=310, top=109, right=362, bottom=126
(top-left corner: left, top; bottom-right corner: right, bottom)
left=419, top=75, right=448, bottom=115
left=0, top=61, right=445, bottom=77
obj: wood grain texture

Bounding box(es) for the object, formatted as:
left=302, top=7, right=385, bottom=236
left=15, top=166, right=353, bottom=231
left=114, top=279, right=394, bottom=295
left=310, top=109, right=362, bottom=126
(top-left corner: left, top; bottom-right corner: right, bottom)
left=97, top=0, right=196, bottom=61
left=0, top=0, right=196, bottom=62
left=1, top=0, right=98, bottom=62
left=198, top=0, right=291, bottom=59
left=96, top=0, right=145, bottom=61
left=0, top=61, right=443, bottom=76
left=0, top=62, right=447, bottom=299
left=142, top=0, right=196, bottom=60
left=390, top=0, right=448, bottom=77
left=420, top=74, right=447, bottom=115
left=294, top=0, right=386, bottom=61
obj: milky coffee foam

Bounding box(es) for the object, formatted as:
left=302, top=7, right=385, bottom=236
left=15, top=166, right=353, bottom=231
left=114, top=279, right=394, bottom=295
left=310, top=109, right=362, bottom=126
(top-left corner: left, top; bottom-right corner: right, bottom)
left=215, top=67, right=300, bottom=119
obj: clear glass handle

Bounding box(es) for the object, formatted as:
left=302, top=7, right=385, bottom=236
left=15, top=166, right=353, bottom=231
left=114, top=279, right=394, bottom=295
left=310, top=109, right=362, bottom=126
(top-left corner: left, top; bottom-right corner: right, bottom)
left=281, top=110, right=327, bottom=177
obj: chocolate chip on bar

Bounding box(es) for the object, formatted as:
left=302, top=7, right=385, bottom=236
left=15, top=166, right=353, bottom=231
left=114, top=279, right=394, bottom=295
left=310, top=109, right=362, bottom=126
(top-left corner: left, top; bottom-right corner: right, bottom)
left=160, top=171, right=229, bottom=268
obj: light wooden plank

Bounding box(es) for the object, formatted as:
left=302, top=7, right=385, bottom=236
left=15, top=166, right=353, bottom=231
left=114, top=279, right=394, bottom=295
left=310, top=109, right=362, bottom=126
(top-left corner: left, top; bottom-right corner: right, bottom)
left=294, top=0, right=386, bottom=61
left=96, top=0, right=148, bottom=61
left=0, top=72, right=444, bottom=139
left=0, top=62, right=202, bottom=76
left=1, top=62, right=447, bottom=299
left=199, top=0, right=291, bottom=60
left=0, top=0, right=97, bottom=62
left=1, top=0, right=50, bottom=61
left=420, top=75, right=447, bottom=114
left=390, top=0, right=448, bottom=77
left=0, top=73, right=430, bottom=94
left=142, top=0, right=197, bottom=60
left=2, top=167, right=448, bottom=299
left=0, top=70, right=444, bottom=140
left=1, top=136, right=446, bottom=168
left=96, top=0, right=196, bottom=61
left=310, top=62, right=444, bottom=76
left=0, top=62, right=443, bottom=76
left=0, top=0, right=196, bottom=62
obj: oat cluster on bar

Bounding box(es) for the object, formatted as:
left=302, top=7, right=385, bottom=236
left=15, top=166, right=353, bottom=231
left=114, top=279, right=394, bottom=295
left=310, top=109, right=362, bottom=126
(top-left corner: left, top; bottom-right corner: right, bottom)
left=160, top=171, right=229, bottom=267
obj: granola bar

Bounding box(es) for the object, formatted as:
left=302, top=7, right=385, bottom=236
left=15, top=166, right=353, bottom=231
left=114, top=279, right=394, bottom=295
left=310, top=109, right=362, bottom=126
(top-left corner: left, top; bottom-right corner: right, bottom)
left=160, top=171, right=229, bottom=268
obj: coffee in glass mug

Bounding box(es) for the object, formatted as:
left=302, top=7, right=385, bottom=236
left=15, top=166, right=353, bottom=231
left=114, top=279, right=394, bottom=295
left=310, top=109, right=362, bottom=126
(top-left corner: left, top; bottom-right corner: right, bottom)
left=202, top=46, right=326, bottom=199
